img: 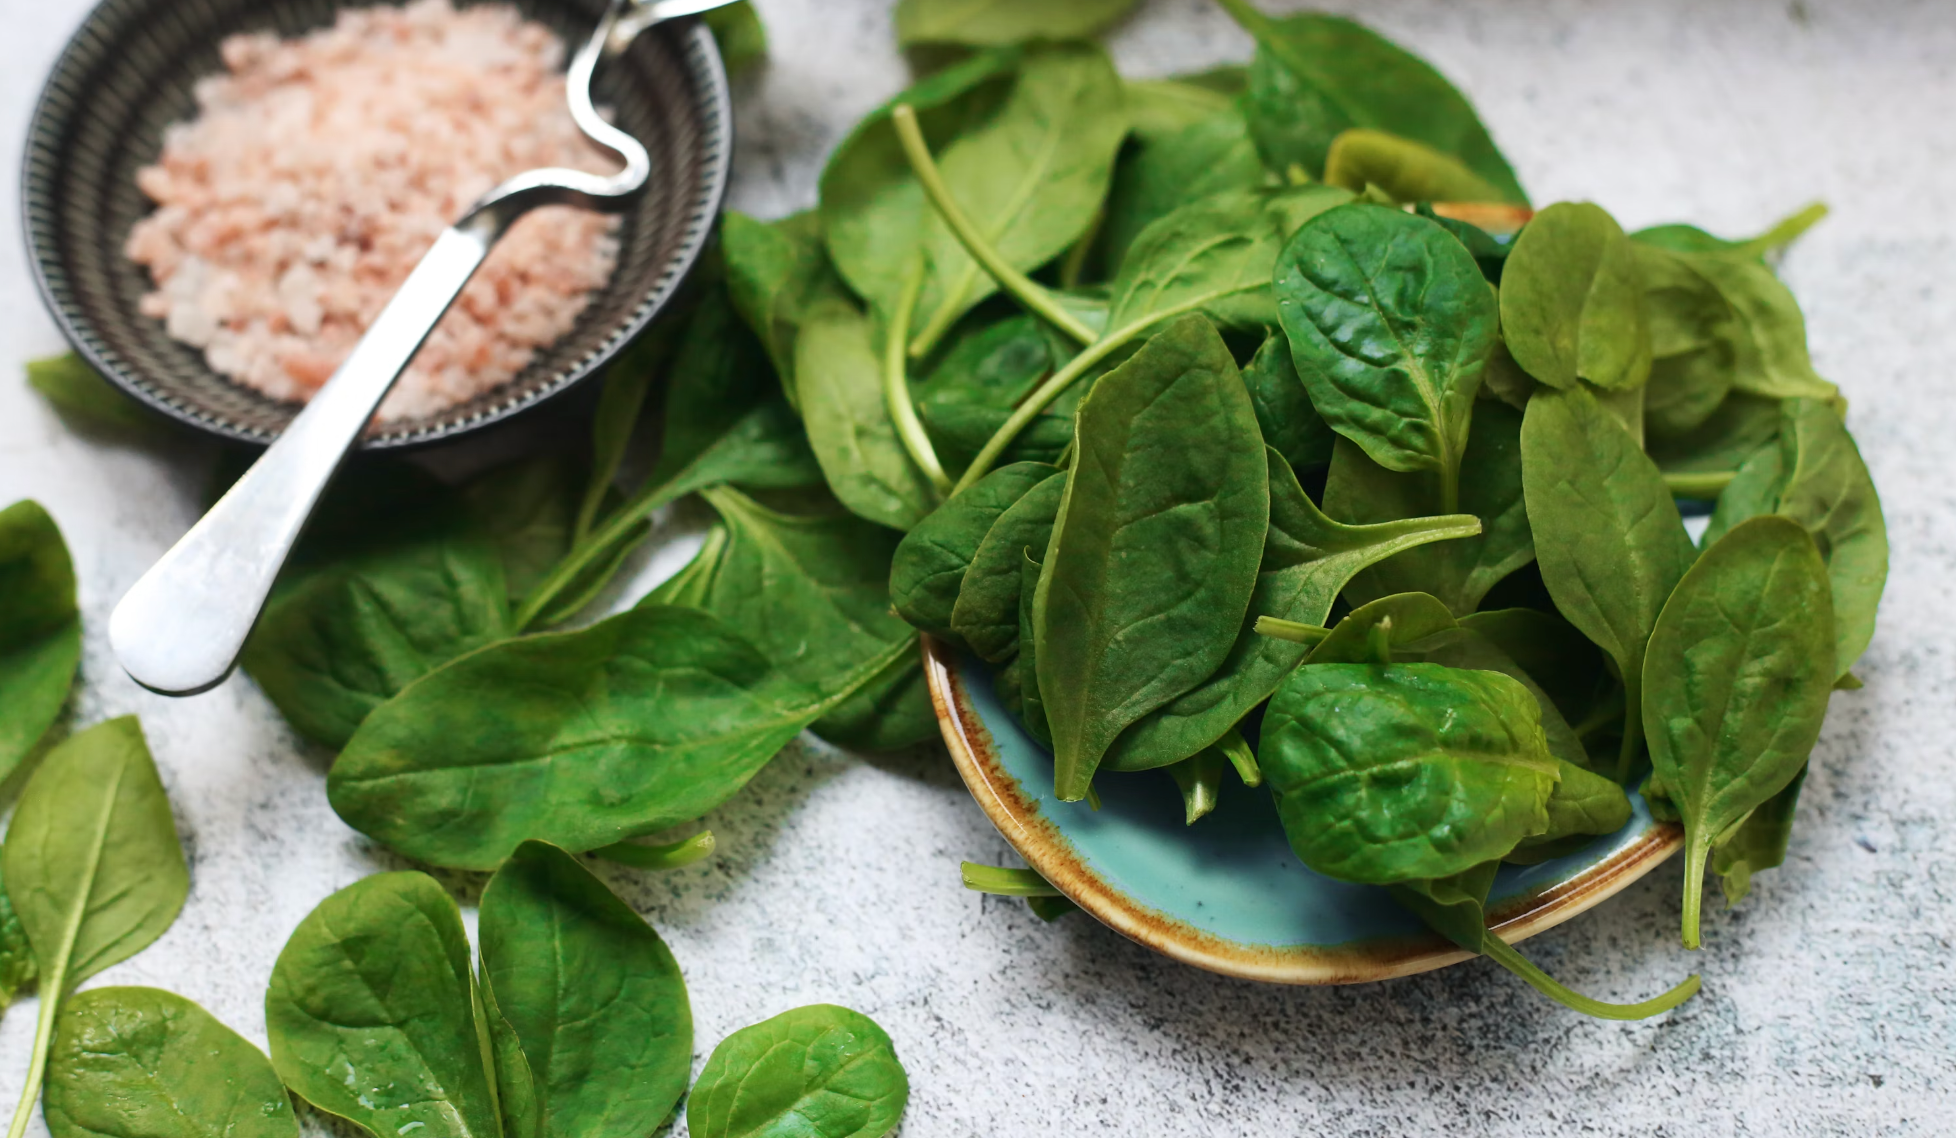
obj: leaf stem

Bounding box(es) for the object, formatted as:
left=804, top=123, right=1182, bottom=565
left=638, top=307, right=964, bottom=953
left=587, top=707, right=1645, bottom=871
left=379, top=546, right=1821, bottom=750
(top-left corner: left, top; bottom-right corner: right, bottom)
left=1681, top=839, right=1708, bottom=949
left=1253, top=616, right=1331, bottom=646
left=891, top=105, right=1097, bottom=354
left=1218, top=727, right=1262, bottom=787
left=1480, top=935, right=1700, bottom=1020
left=6, top=957, right=62, bottom=1138
left=1743, top=202, right=1829, bottom=258
left=961, top=862, right=1062, bottom=897
left=1664, top=471, right=1736, bottom=499
left=594, top=830, right=717, bottom=870
left=952, top=332, right=1127, bottom=494
left=883, top=257, right=954, bottom=497
left=1615, top=674, right=1645, bottom=785
left=514, top=477, right=684, bottom=631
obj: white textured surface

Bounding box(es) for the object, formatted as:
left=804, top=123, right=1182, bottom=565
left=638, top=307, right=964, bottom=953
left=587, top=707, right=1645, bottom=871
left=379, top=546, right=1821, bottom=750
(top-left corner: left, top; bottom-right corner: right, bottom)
left=2, top=1, right=1953, bottom=1134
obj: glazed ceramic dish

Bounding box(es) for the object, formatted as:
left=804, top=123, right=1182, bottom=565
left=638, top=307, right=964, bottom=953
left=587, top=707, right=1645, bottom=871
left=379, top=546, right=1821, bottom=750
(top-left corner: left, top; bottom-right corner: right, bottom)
left=22, top=0, right=731, bottom=449
left=924, top=638, right=1683, bottom=985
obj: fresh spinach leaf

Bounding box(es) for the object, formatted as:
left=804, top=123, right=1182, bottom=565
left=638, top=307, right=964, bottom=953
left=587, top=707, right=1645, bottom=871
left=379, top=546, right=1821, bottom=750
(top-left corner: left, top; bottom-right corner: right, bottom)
left=890, top=462, right=1057, bottom=644
left=895, top=0, right=1139, bottom=45
left=687, top=1005, right=909, bottom=1138
left=704, top=1, right=768, bottom=77
left=1504, top=758, right=1632, bottom=863
left=1711, top=763, right=1807, bottom=906
left=1394, top=623, right=1592, bottom=776
left=1262, top=662, right=1558, bottom=883
left=1015, top=547, right=1053, bottom=746
left=1499, top=202, right=1651, bottom=393
left=1218, top=1, right=1525, bottom=201
left=914, top=314, right=1079, bottom=473
left=1659, top=249, right=1839, bottom=406
left=1102, top=448, right=1480, bottom=772
left=1634, top=242, right=1739, bottom=437
left=722, top=211, right=831, bottom=403
left=1647, top=391, right=1784, bottom=476
left=1123, top=71, right=1243, bottom=138
left=265, top=872, right=499, bottom=1138
left=45, top=987, right=296, bottom=1138
left=1643, top=515, right=1835, bottom=948
left=1240, top=331, right=1334, bottom=475
left=1322, top=129, right=1511, bottom=203
left=1033, top=316, right=1268, bottom=800
left=479, top=970, right=544, bottom=1138
left=797, top=287, right=940, bottom=531
left=1632, top=202, right=1827, bottom=261
left=463, top=454, right=580, bottom=605
left=328, top=607, right=907, bottom=869
left=4, top=717, right=188, bottom=1138
left=1100, top=110, right=1267, bottom=278
left=951, top=471, right=1067, bottom=662
left=1276, top=203, right=1498, bottom=508
left=0, top=500, right=81, bottom=781
left=0, top=886, right=35, bottom=1014
left=25, top=355, right=172, bottom=439
left=480, top=842, right=692, bottom=1138
left=1521, top=386, right=1695, bottom=781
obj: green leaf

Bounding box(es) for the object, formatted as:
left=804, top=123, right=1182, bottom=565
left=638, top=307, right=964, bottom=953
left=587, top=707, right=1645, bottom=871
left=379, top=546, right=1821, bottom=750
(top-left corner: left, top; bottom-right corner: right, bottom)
left=950, top=471, right=1066, bottom=662
left=1014, top=548, right=1052, bottom=746
left=1647, top=392, right=1784, bottom=476
left=1702, top=399, right=1887, bottom=679
left=914, top=314, right=1079, bottom=473
left=1634, top=242, right=1740, bottom=437
left=1276, top=203, right=1498, bottom=504
left=0, top=501, right=81, bottom=781
left=1663, top=249, right=1839, bottom=405
left=1102, top=448, right=1480, bottom=772
left=703, top=2, right=767, bottom=77
left=1122, top=72, right=1244, bottom=138
left=687, top=1005, right=909, bottom=1138
left=796, top=288, right=938, bottom=531
left=265, top=873, right=499, bottom=1138
left=890, top=462, right=1057, bottom=644
left=5, top=717, right=189, bottom=1136
left=1500, top=202, right=1652, bottom=392
left=1240, top=331, right=1334, bottom=475
left=1711, top=762, right=1806, bottom=906
left=1321, top=129, right=1511, bottom=203
left=45, top=987, right=296, bottom=1138
left=479, top=971, right=543, bottom=1138
left=243, top=466, right=511, bottom=748
left=1100, top=109, right=1268, bottom=278
left=1324, top=399, right=1532, bottom=614
left=1644, top=515, right=1836, bottom=948
left=1394, top=622, right=1593, bottom=777
left=25, top=355, right=170, bottom=438
left=895, top=0, right=1139, bottom=45
left=1034, top=316, right=1269, bottom=800
left=1219, top=2, right=1525, bottom=202
left=1521, top=386, right=1695, bottom=782
left=480, top=842, right=692, bottom=1138
left=463, top=454, right=580, bottom=605
left=328, top=607, right=900, bottom=870
left=0, top=885, right=36, bottom=1013
left=723, top=211, right=830, bottom=404
left=1504, top=759, right=1633, bottom=863
left=1262, top=662, right=1558, bottom=883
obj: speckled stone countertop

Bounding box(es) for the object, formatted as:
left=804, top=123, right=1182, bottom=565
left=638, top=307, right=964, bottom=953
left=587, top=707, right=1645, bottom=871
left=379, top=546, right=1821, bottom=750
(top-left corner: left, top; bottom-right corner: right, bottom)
left=1, top=1, right=1950, bottom=1134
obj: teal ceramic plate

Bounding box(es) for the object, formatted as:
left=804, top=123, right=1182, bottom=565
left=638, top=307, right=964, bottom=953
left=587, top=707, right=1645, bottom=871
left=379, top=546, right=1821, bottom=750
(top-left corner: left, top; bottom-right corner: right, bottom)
left=924, top=638, right=1682, bottom=985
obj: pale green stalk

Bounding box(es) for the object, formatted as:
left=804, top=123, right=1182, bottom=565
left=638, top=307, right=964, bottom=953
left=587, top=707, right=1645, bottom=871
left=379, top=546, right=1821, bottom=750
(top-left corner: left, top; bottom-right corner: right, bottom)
left=1481, top=936, right=1700, bottom=1019
left=595, top=831, right=717, bottom=870
left=884, top=257, right=953, bottom=496
left=960, top=863, right=1061, bottom=897
left=1252, top=617, right=1332, bottom=645
left=1664, top=471, right=1736, bottom=498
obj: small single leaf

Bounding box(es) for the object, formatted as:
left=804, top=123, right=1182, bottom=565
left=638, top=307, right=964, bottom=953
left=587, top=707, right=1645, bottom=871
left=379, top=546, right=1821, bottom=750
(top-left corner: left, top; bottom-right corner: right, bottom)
left=25, top=354, right=171, bottom=437
left=1500, top=202, right=1652, bottom=392
left=896, top=0, right=1139, bottom=45
left=1712, top=763, right=1807, bottom=905
left=0, top=500, right=81, bottom=781
left=688, top=1005, right=909, bottom=1138
left=722, top=211, right=830, bottom=403
left=950, top=471, right=1067, bottom=662
left=797, top=289, right=938, bottom=530
left=889, top=462, right=1056, bottom=644
left=1240, top=331, right=1334, bottom=475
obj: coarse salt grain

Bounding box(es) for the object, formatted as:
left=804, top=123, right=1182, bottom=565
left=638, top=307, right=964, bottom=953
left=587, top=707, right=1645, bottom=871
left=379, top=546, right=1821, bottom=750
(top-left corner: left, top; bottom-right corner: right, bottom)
left=124, top=0, right=621, bottom=423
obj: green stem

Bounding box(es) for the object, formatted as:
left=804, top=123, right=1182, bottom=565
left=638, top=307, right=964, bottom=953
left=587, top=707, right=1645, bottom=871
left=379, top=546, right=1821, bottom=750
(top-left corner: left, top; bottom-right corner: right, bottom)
left=892, top=105, right=1097, bottom=353
left=514, top=477, right=685, bottom=631
left=1253, top=616, right=1331, bottom=646
left=7, top=957, right=62, bottom=1138
left=1664, top=471, right=1736, bottom=499
left=594, top=830, right=717, bottom=870
left=1439, top=457, right=1461, bottom=516
left=1481, top=934, right=1700, bottom=1020
left=961, top=863, right=1062, bottom=897
left=951, top=332, right=1128, bottom=494
left=1615, top=674, right=1645, bottom=785
left=1218, top=727, right=1262, bottom=787
left=1060, top=207, right=1103, bottom=290
left=1681, top=838, right=1709, bottom=950
left=884, top=257, right=954, bottom=496
left=1743, top=201, right=1829, bottom=258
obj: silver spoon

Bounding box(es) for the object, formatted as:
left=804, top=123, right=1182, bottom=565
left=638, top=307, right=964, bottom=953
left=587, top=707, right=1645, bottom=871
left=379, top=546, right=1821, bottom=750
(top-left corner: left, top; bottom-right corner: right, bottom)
left=110, top=0, right=742, bottom=696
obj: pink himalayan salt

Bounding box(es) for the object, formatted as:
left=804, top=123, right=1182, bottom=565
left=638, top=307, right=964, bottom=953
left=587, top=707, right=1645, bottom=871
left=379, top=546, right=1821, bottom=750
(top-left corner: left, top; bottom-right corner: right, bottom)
left=125, top=0, right=620, bottom=423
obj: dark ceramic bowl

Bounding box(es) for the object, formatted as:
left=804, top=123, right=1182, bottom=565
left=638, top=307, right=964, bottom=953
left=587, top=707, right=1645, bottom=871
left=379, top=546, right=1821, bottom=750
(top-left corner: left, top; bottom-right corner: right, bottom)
left=22, top=0, right=731, bottom=449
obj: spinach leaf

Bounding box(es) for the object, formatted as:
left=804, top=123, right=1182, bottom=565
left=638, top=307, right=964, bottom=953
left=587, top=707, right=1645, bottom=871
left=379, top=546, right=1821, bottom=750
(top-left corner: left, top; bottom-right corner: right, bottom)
left=1632, top=202, right=1828, bottom=261
left=1033, top=316, right=1268, bottom=800
left=480, top=842, right=692, bottom=1138
left=1643, top=516, right=1835, bottom=948
left=4, top=717, right=189, bottom=1138
left=479, top=971, right=543, bottom=1138
left=1218, top=1, right=1525, bottom=201
left=243, top=465, right=511, bottom=748
left=703, top=2, right=767, bottom=77
left=25, top=355, right=171, bottom=439
left=1240, top=332, right=1334, bottom=475
left=1635, top=242, right=1739, bottom=437
left=1660, top=249, right=1839, bottom=405
left=914, top=314, right=1078, bottom=473
left=688, top=1005, right=909, bottom=1138
left=0, top=886, right=35, bottom=1013
left=1504, top=758, right=1633, bottom=863
left=1499, top=202, right=1651, bottom=392
left=687, top=487, right=934, bottom=751
left=723, top=211, right=830, bottom=403
left=951, top=471, right=1067, bottom=662
left=1394, top=624, right=1592, bottom=776
left=463, top=454, right=580, bottom=605
left=895, top=0, right=1139, bottom=45
left=1702, top=399, right=1887, bottom=679
left=1101, top=448, right=1480, bottom=771
left=1521, top=386, right=1695, bottom=781
left=797, top=287, right=939, bottom=531
left=890, top=462, right=1057, bottom=644
left=1276, top=203, right=1498, bottom=508
left=1711, top=763, right=1807, bottom=905
left=1261, top=662, right=1558, bottom=883
left=265, top=873, right=499, bottom=1138
left=1014, top=548, right=1053, bottom=746
left=328, top=607, right=906, bottom=869
left=1322, top=129, right=1511, bottom=204
left=1123, top=71, right=1243, bottom=138
left=0, top=501, right=81, bottom=781
left=1324, top=398, right=1532, bottom=614
left=1647, top=391, right=1784, bottom=476
left=1100, top=110, right=1267, bottom=278
left=45, top=987, right=296, bottom=1138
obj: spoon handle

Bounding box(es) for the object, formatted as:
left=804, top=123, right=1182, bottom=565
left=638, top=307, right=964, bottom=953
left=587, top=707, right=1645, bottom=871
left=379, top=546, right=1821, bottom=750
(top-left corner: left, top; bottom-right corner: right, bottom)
left=110, top=219, right=499, bottom=696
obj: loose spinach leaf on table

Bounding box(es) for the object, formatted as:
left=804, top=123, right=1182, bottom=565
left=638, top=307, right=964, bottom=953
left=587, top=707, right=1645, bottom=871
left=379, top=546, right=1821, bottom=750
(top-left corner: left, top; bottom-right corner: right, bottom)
left=4, top=717, right=188, bottom=1138
left=1324, top=398, right=1532, bottom=614
left=329, top=606, right=908, bottom=870
left=1701, top=398, right=1887, bottom=679
left=890, top=462, right=1056, bottom=645
left=1101, top=448, right=1479, bottom=772
left=1276, top=202, right=1498, bottom=510
left=45, top=987, right=296, bottom=1138
left=1521, top=386, right=1695, bottom=782
left=1217, top=0, right=1525, bottom=201
left=266, top=873, right=499, bottom=1138
left=480, top=842, right=692, bottom=1138
left=462, top=453, right=581, bottom=606
left=951, top=470, right=1067, bottom=662
left=0, top=500, right=81, bottom=781
left=895, top=0, right=1139, bottom=45
left=688, top=1005, right=909, bottom=1138
left=1499, top=202, right=1652, bottom=393
left=1321, top=129, right=1512, bottom=204
left=1033, top=316, right=1268, bottom=800
left=25, top=355, right=172, bottom=439
left=1642, top=516, right=1834, bottom=948
left=1100, top=109, right=1268, bottom=278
